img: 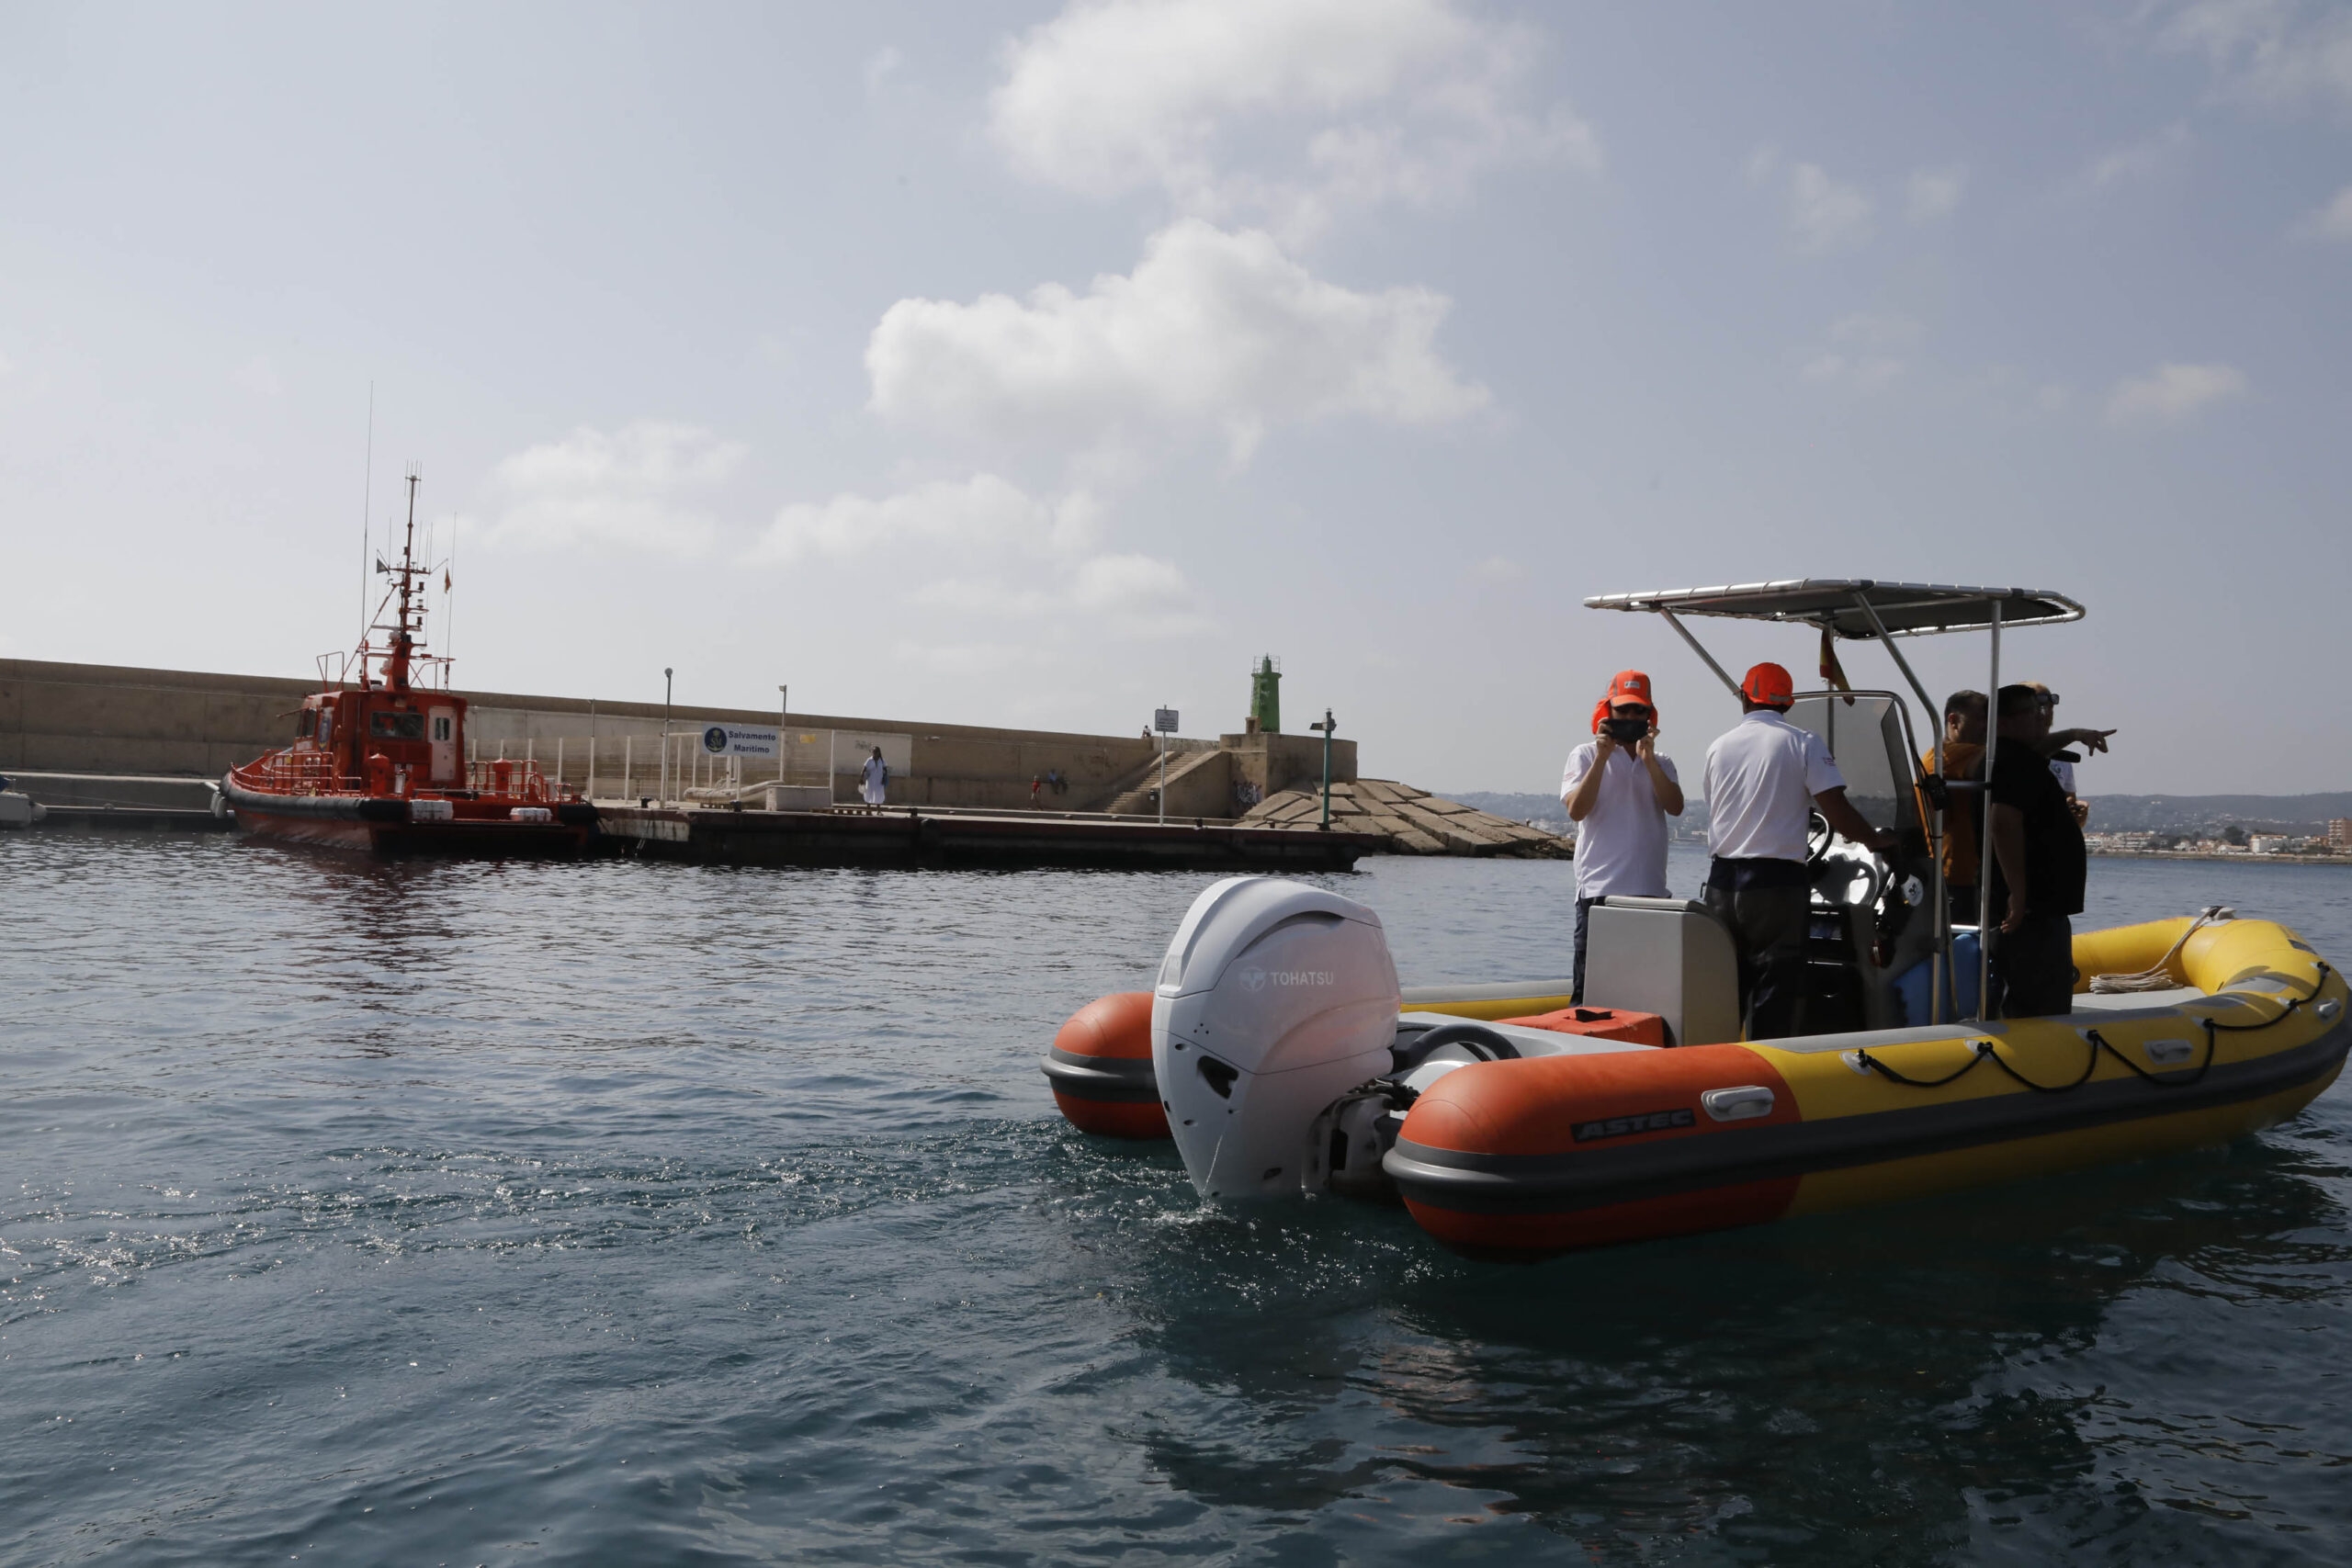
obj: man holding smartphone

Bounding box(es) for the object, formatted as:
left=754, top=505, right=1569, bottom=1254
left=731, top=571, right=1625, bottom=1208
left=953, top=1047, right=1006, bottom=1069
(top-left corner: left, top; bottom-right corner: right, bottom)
left=1562, top=670, right=1685, bottom=1001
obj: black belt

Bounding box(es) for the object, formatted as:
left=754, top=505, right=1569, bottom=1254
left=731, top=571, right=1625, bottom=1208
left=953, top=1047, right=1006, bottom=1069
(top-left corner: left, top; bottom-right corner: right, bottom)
left=1707, top=856, right=1810, bottom=892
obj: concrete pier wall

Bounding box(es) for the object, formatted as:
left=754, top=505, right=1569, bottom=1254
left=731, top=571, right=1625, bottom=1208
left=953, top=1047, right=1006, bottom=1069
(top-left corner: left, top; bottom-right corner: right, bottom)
left=0, top=658, right=1295, bottom=814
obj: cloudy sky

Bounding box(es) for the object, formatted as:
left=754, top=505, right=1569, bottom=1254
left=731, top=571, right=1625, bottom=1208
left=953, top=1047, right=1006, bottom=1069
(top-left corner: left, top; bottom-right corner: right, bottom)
left=3, top=1, right=2346, bottom=795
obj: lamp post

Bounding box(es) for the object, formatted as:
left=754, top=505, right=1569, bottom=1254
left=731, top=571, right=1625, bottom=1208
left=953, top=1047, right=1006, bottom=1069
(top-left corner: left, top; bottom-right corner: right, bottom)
left=663, top=667, right=673, bottom=806
left=1309, top=709, right=1336, bottom=829
left=1153, top=706, right=1179, bottom=824
left=777, top=683, right=788, bottom=788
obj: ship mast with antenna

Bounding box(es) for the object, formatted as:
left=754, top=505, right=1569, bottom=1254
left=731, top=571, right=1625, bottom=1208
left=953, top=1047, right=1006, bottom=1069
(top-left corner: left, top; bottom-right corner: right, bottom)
left=358, top=465, right=444, bottom=694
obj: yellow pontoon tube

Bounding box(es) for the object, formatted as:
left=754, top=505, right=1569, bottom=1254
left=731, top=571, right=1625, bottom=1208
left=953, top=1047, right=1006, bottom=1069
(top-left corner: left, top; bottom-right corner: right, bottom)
left=1387, top=915, right=2346, bottom=1256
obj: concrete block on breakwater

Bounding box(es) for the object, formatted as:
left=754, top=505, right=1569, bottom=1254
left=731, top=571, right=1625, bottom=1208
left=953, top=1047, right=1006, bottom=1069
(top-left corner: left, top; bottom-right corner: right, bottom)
left=1238, top=780, right=1571, bottom=859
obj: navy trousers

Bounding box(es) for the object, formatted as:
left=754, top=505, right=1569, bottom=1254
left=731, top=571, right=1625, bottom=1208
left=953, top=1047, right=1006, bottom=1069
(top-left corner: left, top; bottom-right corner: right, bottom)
left=1702, top=881, right=1812, bottom=1041
left=1991, top=912, right=2075, bottom=1018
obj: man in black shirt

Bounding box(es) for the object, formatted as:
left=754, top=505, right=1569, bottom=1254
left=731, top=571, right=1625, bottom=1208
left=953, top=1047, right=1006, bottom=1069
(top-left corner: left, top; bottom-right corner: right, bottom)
left=1985, top=683, right=2089, bottom=1017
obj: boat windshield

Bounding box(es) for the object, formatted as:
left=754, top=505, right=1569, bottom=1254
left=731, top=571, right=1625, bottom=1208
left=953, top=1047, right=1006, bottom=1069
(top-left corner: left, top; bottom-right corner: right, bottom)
left=1782, top=692, right=1922, bottom=840
left=369, top=711, right=428, bottom=740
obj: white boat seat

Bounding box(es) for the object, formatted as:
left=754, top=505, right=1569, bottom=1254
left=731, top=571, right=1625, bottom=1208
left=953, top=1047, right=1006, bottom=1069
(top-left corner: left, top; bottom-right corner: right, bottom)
left=1584, top=897, right=1742, bottom=1046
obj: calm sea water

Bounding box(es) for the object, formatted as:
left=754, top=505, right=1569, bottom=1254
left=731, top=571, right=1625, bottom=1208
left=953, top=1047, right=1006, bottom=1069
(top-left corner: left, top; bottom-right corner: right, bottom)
left=4, top=832, right=2347, bottom=1566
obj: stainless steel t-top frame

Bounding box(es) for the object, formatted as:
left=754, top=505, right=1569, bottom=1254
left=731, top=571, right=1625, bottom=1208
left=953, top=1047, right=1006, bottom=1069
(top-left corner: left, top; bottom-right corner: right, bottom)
left=1584, top=580, right=2087, bottom=1024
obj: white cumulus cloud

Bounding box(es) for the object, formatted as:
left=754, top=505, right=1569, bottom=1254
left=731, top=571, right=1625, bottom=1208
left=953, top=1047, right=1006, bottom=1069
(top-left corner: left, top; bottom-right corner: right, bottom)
left=865, top=218, right=1487, bottom=460
left=1072, top=552, right=1192, bottom=615
left=1787, top=163, right=1874, bottom=253
left=2158, top=0, right=2352, bottom=113
left=2300, top=184, right=2352, bottom=239
left=477, top=422, right=746, bottom=556
left=1801, top=312, right=1920, bottom=393
left=2103, top=363, right=2249, bottom=427
left=751, top=474, right=1098, bottom=566
left=1749, top=150, right=1873, bottom=254
left=1905, top=164, right=1966, bottom=223
left=755, top=476, right=1211, bottom=640
left=2087, top=122, right=2191, bottom=186
left=988, top=0, right=1597, bottom=241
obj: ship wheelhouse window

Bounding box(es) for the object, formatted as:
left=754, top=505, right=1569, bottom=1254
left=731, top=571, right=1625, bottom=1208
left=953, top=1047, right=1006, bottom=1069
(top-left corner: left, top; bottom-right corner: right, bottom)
left=432, top=716, right=453, bottom=743
left=369, top=711, right=428, bottom=740
left=297, top=709, right=317, bottom=740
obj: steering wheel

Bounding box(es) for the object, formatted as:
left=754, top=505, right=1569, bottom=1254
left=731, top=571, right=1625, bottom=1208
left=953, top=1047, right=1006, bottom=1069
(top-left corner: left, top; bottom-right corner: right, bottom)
left=1391, top=1021, right=1521, bottom=1075
left=1807, top=810, right=1891, bottom=912
left=1817, top=851, right=1886, bottom=911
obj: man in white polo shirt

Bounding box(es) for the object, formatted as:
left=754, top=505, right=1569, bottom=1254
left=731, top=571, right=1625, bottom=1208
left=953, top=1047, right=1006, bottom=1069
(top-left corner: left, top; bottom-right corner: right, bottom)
left=1702, top=661, right=1895, bottom=1039
left=1562, top=669, right=1684, bottom=1000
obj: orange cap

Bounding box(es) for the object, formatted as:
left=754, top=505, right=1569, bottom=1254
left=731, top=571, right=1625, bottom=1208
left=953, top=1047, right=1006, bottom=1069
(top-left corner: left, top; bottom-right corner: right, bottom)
left=1742, top=661, right=1794, bottom=706
left=1604, top=670, right=1653, bottom=710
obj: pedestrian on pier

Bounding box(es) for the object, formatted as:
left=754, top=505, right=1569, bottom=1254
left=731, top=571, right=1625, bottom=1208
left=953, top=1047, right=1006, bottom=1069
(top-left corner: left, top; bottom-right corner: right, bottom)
left=862, top=747, right=888, bottom=807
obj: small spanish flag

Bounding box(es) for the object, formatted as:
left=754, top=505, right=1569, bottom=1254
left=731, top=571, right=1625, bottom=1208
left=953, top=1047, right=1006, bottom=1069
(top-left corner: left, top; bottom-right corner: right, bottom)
left=1820, top=627, right=1855, bottom=705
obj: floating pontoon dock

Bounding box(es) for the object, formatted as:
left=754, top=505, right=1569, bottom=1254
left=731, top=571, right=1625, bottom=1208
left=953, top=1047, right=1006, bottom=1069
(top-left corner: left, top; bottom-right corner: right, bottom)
left=592, top=801, right=1383, bottom=872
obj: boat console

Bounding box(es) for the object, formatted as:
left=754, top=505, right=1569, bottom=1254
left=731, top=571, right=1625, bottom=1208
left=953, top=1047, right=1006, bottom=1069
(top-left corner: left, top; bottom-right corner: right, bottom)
left=1578, top=897, right=1740, bottom=1045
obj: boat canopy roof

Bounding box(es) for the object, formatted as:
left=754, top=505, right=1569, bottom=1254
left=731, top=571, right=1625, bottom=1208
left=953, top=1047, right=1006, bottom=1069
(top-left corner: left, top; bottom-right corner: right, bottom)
left=1582, top=580, right=2084, bottom=639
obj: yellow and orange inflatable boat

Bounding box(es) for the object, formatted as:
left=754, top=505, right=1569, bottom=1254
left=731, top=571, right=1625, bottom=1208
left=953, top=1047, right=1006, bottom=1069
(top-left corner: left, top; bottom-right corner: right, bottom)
left=1042, top=879, right=2345, bottom=1258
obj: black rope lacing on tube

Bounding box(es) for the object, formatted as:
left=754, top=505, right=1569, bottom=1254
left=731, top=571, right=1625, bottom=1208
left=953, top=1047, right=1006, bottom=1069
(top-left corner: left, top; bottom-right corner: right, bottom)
left=1851, top=963, right=2338, bottom=1092
left=1973, top=1032, right=2101, bottom=1094
left=2202, top=962, right=2334, bottom=1032
left=1852, top=1037, right=2101, bottom=1092
left=1853, top=1024, right=2211, bottom=1095
left=1850, top=1042, right=1996, bottom=1089
left=2081, top=1024, right=2217, bottom=1089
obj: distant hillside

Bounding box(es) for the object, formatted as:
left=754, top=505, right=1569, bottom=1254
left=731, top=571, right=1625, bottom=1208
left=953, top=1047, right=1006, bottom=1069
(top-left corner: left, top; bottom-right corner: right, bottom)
left=1457, top=788, right=2349, bottom=837
left=1450, top=790, right=1712, bottom=839
left=1451, top=791, right=1568, bottom=825
left=2076, top=794, right=2352, bottom=833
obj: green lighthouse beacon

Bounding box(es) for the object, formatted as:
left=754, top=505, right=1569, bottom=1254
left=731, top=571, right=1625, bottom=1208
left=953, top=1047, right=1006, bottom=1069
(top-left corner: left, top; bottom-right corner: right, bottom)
left=1247, top=655, right=1281, bottom=734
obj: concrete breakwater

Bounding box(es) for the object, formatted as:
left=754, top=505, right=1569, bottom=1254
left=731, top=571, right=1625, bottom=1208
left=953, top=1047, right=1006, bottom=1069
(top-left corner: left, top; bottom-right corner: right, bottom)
left=0, top=657, right=1554, bottom=858
left=1242, top=780, right=1569, bottom=858
left=0, top=657, right=1227, bottom=814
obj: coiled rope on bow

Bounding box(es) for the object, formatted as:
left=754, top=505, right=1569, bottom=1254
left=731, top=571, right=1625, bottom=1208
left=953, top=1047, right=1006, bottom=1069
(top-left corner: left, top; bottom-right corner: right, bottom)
left=2087, top=905, right=2233, bottom=993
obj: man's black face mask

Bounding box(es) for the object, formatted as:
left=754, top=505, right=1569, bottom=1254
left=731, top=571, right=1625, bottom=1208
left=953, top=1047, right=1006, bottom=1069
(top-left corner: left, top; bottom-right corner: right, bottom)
left=1600, top=716, right=1649, bottom=743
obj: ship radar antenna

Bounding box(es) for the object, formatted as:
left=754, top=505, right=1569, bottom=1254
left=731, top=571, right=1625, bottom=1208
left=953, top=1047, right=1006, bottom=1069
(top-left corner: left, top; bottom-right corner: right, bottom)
left=379, top=463, right=424, bottom=693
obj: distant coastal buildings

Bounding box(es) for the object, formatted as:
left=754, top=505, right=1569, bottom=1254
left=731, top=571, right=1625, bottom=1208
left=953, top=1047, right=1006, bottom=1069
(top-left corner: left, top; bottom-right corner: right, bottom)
left=2086, top=826, right=2352, bottom=860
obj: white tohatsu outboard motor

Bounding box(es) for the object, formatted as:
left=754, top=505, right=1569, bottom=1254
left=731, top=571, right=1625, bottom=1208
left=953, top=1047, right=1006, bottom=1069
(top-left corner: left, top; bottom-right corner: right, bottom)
left=1152, top=877, right=1402, bottom=1201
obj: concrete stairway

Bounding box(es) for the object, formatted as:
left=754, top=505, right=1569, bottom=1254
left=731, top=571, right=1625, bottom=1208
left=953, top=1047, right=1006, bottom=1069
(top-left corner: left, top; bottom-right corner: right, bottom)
left=1103, top=747, right=1227, bottom=816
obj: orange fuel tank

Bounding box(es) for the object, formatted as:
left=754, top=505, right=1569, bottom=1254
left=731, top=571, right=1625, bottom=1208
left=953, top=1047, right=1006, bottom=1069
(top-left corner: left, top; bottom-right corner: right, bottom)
left=1494, top=1004, right=1668, bottom=1047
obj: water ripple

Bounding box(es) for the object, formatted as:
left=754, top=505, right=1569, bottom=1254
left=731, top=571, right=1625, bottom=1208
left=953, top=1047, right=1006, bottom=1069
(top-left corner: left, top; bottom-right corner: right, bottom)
left=2, top=831, right=2346, bottom=1564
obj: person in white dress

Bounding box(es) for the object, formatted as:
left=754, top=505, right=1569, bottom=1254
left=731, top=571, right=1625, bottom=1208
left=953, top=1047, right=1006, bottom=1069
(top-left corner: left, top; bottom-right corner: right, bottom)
left=860, top=747, right=888, bottom=807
